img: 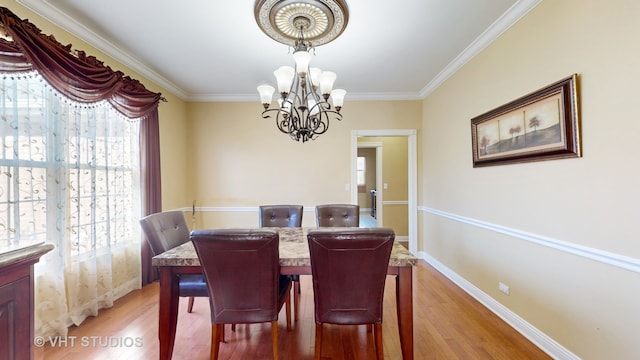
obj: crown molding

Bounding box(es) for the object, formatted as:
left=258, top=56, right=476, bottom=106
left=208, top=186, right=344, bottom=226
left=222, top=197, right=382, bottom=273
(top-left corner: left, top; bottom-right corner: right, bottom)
left=17, top=0, right=189, bottom=100
left=419, top=0, right=543, bottom=98
left=18, top=0, right=541, bottom=103
left=187, top=91, right=423, bottom=103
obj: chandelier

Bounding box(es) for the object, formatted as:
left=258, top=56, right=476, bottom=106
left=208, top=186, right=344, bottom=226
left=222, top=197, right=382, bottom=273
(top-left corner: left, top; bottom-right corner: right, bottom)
left=254, top=0, right=349, bottom=142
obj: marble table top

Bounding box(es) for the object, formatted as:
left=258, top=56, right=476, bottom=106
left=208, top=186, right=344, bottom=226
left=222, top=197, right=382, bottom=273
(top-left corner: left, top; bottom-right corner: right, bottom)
left=152, top=227, right=418, bottom=268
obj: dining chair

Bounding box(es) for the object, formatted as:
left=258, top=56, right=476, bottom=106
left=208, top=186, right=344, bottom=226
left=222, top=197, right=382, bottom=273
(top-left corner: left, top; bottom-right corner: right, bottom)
left=191, top=228, right=292, bottom=360
left=259, top=204, right=304, bottom=321
left=139, top=210, right=207, bottom=313
left=315, top=203, right=360, bottom=227
left=259, top=204, right=303, bottom=227
left=307, top=227, right=395, bottom=360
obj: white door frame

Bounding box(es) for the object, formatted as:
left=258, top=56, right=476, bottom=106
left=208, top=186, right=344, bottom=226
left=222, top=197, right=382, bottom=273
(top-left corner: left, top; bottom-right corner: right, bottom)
left=350, top=129, right=417, bottom=254
left=356, top=142, right=383, bottom=226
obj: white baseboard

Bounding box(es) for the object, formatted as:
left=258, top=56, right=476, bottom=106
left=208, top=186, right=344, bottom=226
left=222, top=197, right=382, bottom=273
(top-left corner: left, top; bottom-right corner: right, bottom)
left=419, top=251, right=580, bottom=360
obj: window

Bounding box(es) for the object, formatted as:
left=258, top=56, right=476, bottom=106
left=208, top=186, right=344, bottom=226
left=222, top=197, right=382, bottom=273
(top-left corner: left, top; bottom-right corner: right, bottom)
left=357, top=156, right=366, bottom=191
left=0, top=71, right=143, bottom=337
left=0, top=72, right=140, bottom=256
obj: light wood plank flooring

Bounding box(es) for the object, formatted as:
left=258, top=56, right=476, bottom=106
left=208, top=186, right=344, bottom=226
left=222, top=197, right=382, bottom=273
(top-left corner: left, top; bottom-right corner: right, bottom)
left=36, top=260, right=550, bottom=359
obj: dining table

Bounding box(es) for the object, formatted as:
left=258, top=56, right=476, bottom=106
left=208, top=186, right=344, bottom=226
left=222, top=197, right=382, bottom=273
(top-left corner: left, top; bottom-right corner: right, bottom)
left=151, top=227, right=419, bottom=359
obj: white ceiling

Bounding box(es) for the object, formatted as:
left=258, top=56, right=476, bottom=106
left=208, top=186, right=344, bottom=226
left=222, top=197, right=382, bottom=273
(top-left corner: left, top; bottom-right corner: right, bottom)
left=17, top=0, right=540, bottom=102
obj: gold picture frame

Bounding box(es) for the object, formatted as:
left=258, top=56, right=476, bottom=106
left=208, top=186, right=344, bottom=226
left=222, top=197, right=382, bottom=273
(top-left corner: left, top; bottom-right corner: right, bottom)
left=471, top=74, right=581, bottom=167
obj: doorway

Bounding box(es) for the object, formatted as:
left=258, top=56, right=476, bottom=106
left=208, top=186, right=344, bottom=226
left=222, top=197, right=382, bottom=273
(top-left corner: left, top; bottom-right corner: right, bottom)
left=356, top=142, right=382, bottom=226
left=350, top=130, right=417, bottom=254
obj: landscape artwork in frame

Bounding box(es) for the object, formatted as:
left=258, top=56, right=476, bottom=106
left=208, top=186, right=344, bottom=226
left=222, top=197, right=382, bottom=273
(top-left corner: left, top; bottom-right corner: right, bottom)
left=471, top=74, right=581, bottom=167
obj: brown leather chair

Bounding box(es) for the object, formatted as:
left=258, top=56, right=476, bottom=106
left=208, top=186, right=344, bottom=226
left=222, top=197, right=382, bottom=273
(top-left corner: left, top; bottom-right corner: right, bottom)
left=139, top=211, right=207, bottom=313
left=259, top=205, right=303, bottom=227
left=259, top=204, right=304, bottom=321
left=315, top=204, right=360, bottom=227
left=307, top=228, right=395, bottom=360
left=191, top=229, right=292, bottom=360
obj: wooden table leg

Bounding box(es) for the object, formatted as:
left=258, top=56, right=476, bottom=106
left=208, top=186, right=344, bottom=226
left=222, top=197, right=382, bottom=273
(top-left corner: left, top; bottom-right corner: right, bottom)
left=396, top=266, right=414, bottom=360
left=159, top=267, right=180, bottom=360
left=293, top=280, right=300, bottom=321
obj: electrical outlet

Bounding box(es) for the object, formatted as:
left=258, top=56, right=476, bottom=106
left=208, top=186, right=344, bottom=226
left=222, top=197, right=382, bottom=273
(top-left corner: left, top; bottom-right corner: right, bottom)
left=499, top=282, right=510, bottom=295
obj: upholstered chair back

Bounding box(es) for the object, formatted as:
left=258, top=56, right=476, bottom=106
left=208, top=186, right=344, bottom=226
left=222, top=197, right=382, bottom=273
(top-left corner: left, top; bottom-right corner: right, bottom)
left=139, top=210, right=190, bottom=256
left=190, top=229, right=290, bottom=324
left=315, top=204, right=360, bottom=227
left=259, top=205, right=303, bottom=227
left=307, top=227, right=395, bottom=359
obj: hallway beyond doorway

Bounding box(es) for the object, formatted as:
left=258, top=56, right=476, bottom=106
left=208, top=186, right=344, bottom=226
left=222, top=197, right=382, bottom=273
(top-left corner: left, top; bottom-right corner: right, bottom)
left=359, top=209, right=377, bottom=227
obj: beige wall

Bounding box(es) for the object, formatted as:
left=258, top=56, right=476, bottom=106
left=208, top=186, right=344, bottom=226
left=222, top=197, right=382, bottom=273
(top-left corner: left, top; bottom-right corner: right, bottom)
left=186, top=100, right=421, bottom=228
left=420, top=0, right=640, bottom=358
left=157, top=99, right=189, bottom=210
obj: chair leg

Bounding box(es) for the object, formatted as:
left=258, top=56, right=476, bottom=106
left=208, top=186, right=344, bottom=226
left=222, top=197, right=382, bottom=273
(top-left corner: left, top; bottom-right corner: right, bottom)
left=187, top=297, right=195, bottom=313
left=210, top=324, right=222, bottom=360
left=271, top=321, right=279, bottom=360
left=314, top=323, right=323, bottom=360
left=285, top=290, right=292, bottom=331
left=373, top=323, right=383, bottom=360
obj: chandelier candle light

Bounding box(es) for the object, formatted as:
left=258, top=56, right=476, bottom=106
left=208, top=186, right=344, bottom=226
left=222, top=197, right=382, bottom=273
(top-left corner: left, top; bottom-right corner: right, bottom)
left=255, top=0, right=349, bottom=142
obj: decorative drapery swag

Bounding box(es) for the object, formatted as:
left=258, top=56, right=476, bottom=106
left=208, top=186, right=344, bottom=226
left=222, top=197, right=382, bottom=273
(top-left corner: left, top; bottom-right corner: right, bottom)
left=0, top=7, right=163, bottom=118
left=0, top=6, right=163, bottom=337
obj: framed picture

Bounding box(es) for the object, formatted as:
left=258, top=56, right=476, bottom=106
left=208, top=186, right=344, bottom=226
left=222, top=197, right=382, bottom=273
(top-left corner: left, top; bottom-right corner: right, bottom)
left=470, top=74, right=581, bottom=167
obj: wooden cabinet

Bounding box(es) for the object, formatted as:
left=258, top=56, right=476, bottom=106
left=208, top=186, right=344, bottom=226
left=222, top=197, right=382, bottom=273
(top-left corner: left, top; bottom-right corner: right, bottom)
left=0, top=243, right=54, bottom=360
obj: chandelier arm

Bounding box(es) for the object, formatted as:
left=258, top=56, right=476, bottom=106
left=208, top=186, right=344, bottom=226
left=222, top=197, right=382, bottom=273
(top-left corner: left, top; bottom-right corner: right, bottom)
left=312, top=117, right=328, bottom=135
left=290, top=107, right=302, bottom=132
left=311, top=101, right=341, bottom=125
left=262, top=108, right=295, bottom=135
left=276, top=113, right=292, bottom=134
left=305, top=87, right=323, bottom=105
left=309, top=113, right=329, bottom=135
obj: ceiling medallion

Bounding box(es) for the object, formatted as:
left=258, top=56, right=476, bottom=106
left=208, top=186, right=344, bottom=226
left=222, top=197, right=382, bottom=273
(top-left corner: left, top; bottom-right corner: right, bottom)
left=254, top=0, right=349, bottom=47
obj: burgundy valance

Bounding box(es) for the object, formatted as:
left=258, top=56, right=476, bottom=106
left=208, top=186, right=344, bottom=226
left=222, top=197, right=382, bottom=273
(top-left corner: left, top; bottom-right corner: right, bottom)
left=0, top=6, right=163, bottom=119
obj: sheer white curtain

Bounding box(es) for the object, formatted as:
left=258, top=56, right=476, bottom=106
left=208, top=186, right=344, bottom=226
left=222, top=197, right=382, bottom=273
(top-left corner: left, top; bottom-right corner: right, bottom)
left=0, top=72, right=142, bottom=337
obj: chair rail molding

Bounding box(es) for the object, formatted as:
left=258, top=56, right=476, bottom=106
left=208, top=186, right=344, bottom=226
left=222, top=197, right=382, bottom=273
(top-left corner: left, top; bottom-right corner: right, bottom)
left=175, top=206, right=316, bottom=213
left=420, top=206, right=640, bottom=274
left=383, top=200, right=409, bottom=205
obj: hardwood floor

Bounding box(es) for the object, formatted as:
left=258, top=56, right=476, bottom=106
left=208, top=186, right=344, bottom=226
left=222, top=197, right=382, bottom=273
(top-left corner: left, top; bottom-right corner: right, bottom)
left=36, top=260, right=550, bottom=359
